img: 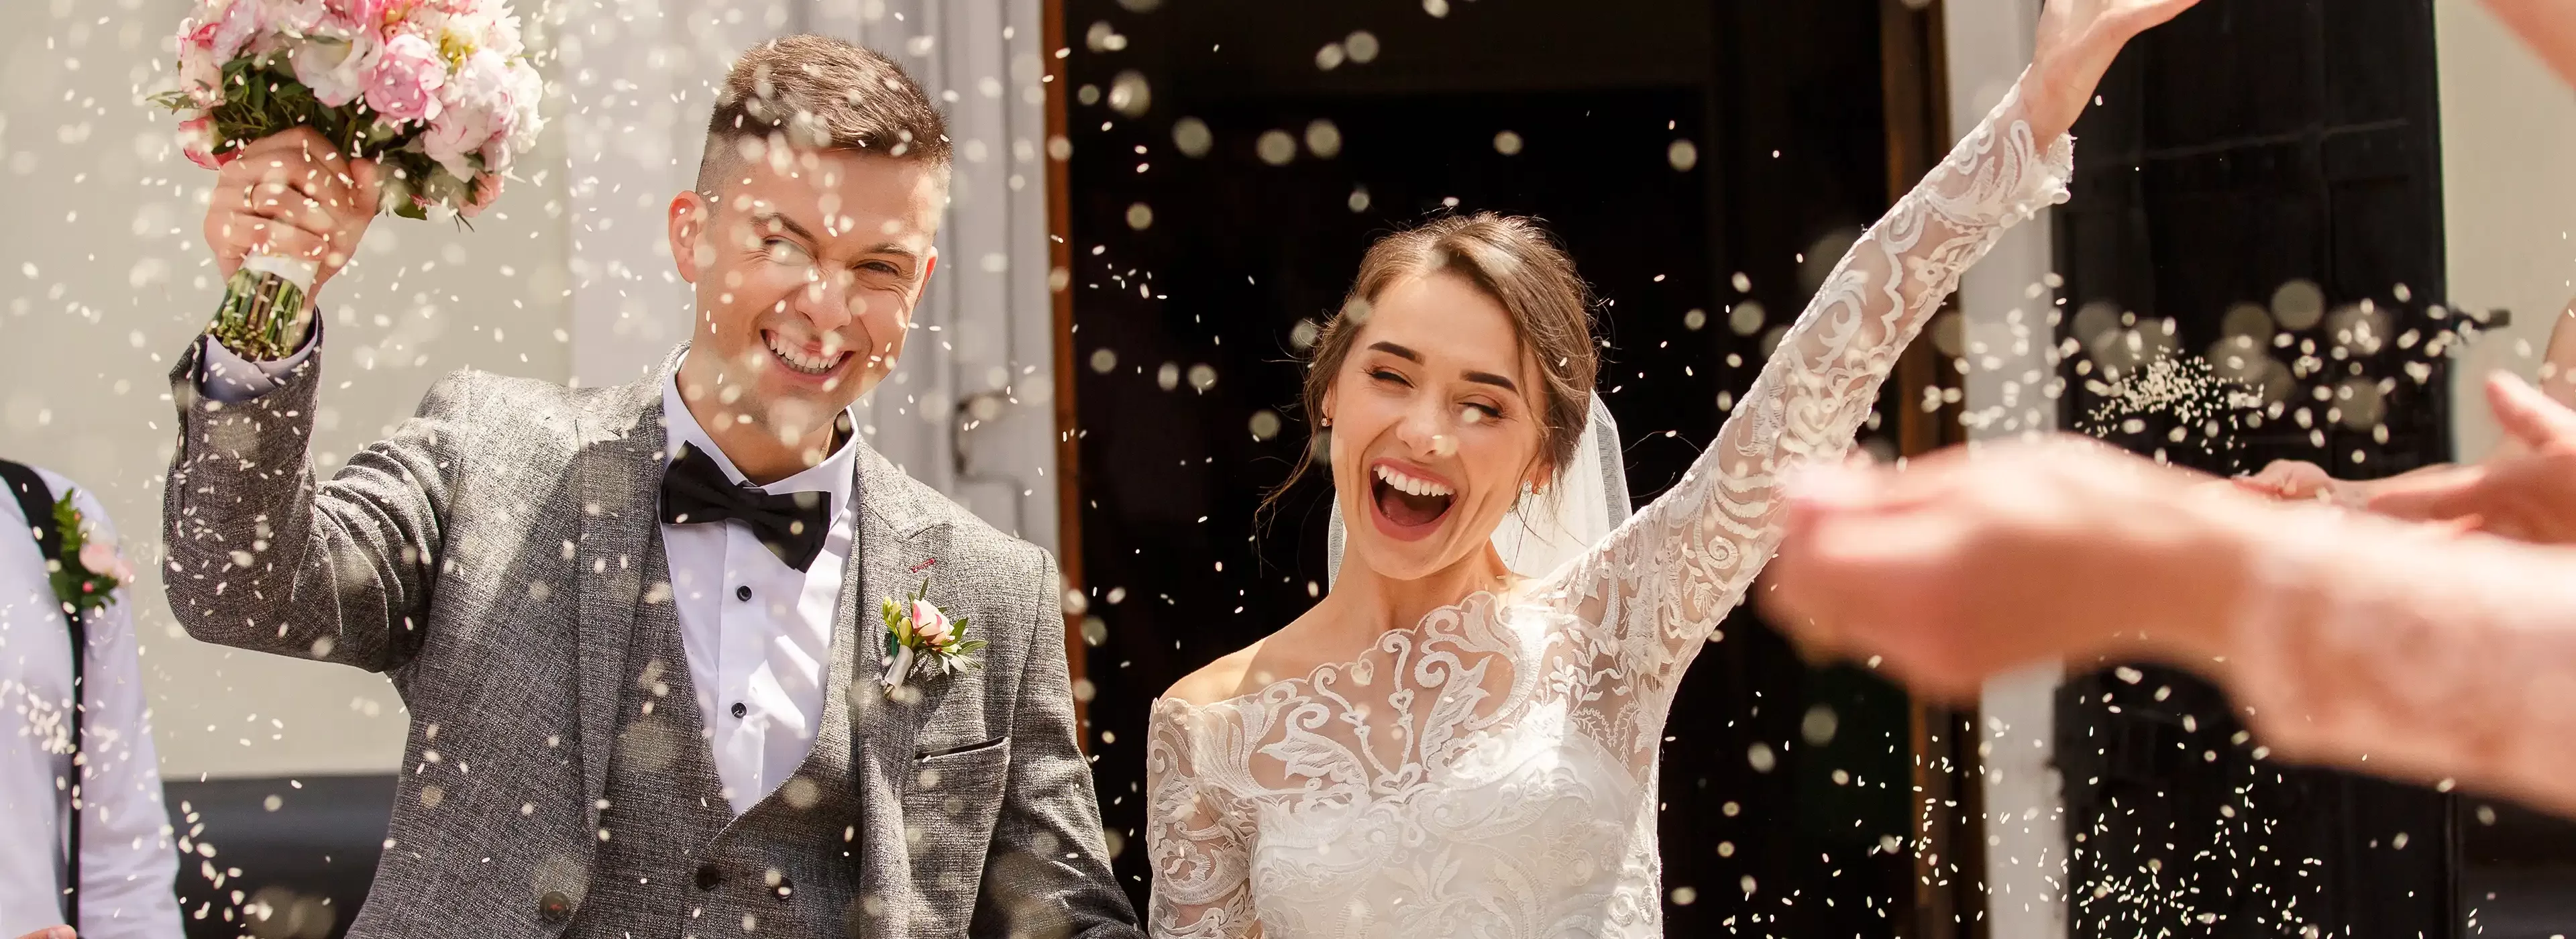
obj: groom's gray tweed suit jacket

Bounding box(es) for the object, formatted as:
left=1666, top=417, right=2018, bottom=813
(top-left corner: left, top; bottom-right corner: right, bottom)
left=161, top=342, right=1139, bottom=939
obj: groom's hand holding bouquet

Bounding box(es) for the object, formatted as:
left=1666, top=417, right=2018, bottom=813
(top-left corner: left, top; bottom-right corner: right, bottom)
left=198, top=129, right=380, bottom=351
left=158, top=0, right=540, bottom=359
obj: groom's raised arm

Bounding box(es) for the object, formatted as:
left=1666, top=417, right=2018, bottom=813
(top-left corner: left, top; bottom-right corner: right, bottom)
left=163, top=343, right=466, bottom=673
left=162, top=129, right=452, bottom=673
left=977, top=551, right=1143, bottom=938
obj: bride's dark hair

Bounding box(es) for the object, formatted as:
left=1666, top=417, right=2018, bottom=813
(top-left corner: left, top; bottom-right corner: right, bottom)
left=1269, top=213, right=1599, bottom=513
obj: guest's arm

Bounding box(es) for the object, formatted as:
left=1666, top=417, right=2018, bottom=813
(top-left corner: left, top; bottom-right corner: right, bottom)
left=2202, top=494, right=2576, bottom=817
left=54, top=488, right=183, bottom=939
left=1764, top=431, right=2576, bottom=818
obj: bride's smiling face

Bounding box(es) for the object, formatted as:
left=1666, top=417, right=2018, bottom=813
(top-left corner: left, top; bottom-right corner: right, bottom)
left=1326, top=271, right=1550, bottom=582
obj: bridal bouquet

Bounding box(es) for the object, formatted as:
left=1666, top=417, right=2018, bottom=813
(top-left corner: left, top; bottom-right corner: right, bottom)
left=151, top=0, right=543, bottom=357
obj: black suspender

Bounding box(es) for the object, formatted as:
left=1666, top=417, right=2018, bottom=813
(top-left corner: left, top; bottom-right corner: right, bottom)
left=0, top=459, right=83, bottom=929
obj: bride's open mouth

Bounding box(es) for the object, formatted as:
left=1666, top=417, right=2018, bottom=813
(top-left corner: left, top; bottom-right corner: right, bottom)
left=764, top=329, right=853, bottom=378
left=1369, top=459, right=1456, bottom=541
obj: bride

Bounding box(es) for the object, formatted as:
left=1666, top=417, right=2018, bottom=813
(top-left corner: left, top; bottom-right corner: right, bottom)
left=1144, top=1, right=2196, bottom=934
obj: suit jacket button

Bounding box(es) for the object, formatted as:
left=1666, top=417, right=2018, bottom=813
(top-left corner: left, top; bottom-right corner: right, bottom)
left=696, top=863, right=724, bottom=891
left=538, top=891, right=574, bottom=923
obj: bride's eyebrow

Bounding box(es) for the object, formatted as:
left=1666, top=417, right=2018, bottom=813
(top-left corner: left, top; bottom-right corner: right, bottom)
left=1368, top=341, right=1517, bottom=392
left=1366, top=341, right=1422, bottom=362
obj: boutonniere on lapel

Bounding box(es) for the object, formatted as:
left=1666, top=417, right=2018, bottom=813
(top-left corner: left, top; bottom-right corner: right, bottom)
left=879, top=577, right=985, bottom=698
left=46, top=492, right=132, bottom=616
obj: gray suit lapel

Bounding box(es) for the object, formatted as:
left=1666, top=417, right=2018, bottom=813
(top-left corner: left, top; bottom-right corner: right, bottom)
left=841, top=438, right=949, bottom=917
left=572, top=351, right=682, bottom=827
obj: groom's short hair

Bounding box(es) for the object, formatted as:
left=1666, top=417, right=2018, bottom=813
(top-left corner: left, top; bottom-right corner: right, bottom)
left=695, top=36, right=951, bottom=197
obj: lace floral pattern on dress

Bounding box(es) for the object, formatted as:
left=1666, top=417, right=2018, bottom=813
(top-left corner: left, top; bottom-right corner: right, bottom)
left=1146, top=80, right=2075, bottom=939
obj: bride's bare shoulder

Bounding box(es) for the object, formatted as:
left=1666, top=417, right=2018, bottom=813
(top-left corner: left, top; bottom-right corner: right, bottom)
left=1164, top=602, right=1346, bottom=708
left=1161, top=641, right=1272, bottom=709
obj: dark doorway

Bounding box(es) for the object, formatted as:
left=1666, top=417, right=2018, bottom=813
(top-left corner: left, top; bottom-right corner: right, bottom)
left=2049, top=1, right=2460, bottom=936
left=1057, top=0, right=1944, bottom=933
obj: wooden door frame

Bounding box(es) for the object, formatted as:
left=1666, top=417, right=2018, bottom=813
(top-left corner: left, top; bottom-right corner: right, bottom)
left=1042, top=0, right=1090, bottom=742
left=1881, top=2, right=1990, bottom=936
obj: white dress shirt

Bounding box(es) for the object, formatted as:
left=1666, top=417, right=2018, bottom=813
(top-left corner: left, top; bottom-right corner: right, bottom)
left=0, top=466, right=182, bottom=939
left=657, top=370, right=856, bottom=815
left=196, top=339, right=855, bottom=816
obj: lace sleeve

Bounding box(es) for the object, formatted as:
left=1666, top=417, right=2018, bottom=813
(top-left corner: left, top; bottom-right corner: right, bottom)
left=1544, top=76, right=2074, bottom=700
left=2224, top=510, right=2576, bottom=818
left=1146, top=700, right=1260, bottom=938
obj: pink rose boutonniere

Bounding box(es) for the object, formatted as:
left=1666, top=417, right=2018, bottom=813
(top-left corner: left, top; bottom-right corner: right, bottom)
left=48, top=493, right=133, bottom=618
left=879, top=579, right=985, bottom=698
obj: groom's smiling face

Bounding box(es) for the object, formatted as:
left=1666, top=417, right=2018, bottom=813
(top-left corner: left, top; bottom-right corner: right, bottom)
left=669, top=145, right=944, bottom=430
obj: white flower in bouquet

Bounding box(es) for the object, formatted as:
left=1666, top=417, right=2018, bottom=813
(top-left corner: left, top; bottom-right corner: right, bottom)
left=489, top=61, right=545, bottom=172
left=256, top=0, right=329, bottom=40
left=289, top=23, right=382, bottom=109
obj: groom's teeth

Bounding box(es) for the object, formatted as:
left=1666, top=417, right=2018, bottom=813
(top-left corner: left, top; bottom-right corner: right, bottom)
left=766, top=334, right=843, bottom=374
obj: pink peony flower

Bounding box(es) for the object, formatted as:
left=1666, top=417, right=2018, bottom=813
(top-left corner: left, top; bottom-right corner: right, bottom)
left=177, top=39, right=225, bottom=107
left=323, top=0, right=391, bottom=28
left=910, top=600, right=953, bottom=648
left=421, top=49, right=511, bottom=179
left=177, top=114, right=235, bottom=170
left=209, top=0, right=267, bottom=60
left=181, top=17, right=220, bottom=52
left=364, top=33, right=445, bottom=124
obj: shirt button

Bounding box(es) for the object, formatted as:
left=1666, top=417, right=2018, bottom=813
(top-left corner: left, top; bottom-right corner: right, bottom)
left=694, top=863, right=723, bottom=891
left=731, top=702, right=748, bottom=718
left=736, top=585, right=753, bottom=602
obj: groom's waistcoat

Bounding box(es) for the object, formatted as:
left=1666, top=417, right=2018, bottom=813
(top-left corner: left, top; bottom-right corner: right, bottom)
left=576, top=533, right=870, bottom=938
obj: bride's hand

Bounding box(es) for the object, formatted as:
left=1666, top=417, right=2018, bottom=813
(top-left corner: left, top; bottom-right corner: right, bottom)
left=2023, top=0, right=2205, bottom=141
left=2233, top=459, right=2338, bottom=501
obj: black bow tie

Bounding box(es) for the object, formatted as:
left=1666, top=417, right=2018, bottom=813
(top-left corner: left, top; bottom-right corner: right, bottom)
left=659, top=443, right=830, bottom=571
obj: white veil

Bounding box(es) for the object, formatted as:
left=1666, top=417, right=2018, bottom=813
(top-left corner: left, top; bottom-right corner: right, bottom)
left=1328, top=393, right=1632, bottom=587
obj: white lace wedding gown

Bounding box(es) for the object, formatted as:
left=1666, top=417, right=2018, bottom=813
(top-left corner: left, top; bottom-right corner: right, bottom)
left=1144, top=86, right=2076, bottom=939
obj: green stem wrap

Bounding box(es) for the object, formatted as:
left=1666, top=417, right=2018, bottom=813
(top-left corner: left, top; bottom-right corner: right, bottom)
left=207, top=253, right=317, bottom=360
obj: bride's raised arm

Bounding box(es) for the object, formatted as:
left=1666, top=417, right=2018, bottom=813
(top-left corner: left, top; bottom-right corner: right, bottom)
left=1545, top=0, right=2200, bottom=696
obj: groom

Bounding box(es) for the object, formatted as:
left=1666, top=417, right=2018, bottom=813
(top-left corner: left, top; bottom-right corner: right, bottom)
left=164, top=36, right=1138, bottom=939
